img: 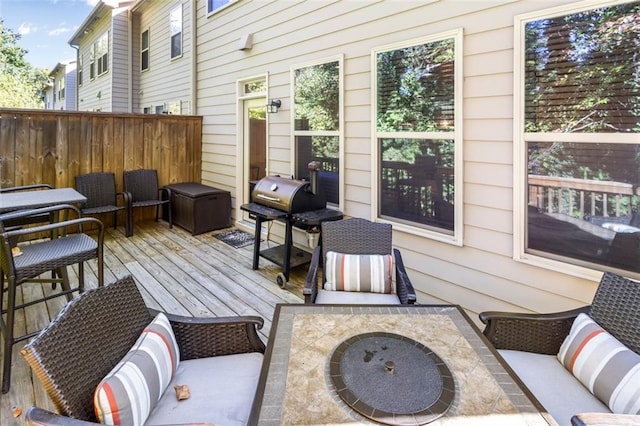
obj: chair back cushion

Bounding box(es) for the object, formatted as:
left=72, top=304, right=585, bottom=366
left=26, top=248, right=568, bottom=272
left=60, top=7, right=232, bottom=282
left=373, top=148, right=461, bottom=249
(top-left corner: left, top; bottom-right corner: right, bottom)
left=124, top=169, right=160, bottom=202
left=324, top=252, right=395, bottom=294
left=21, top=276, right=153, bottom=422
left=76, top=172, right=118, bottom=208
left=94, top=313, right=180, bottom=425
left=558, top=313, right=640, bottom=415
left=590, top=272, right=640, bottom=354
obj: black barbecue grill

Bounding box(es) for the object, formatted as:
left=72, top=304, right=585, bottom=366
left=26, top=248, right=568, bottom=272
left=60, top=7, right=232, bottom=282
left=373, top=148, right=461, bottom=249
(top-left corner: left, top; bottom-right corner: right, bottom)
left=240, top=162, right=343, bottom=288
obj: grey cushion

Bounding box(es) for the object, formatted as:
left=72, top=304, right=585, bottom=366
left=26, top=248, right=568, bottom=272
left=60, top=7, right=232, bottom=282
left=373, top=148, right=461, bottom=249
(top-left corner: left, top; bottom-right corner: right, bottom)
left=498, top=349, right=610, bottom=426
left=315, top=289, right=400, bottom=304
left=145, top=352, right=263, bottom=426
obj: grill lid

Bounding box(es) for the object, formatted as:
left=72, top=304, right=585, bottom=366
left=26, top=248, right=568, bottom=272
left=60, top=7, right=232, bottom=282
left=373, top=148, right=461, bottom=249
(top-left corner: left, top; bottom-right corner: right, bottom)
left=251, top=176, right=325, bottom=213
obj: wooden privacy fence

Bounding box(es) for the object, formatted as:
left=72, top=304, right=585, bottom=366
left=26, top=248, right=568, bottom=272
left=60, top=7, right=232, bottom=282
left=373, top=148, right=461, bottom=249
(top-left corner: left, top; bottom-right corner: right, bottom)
left=0, top=108, right=202, bottom=223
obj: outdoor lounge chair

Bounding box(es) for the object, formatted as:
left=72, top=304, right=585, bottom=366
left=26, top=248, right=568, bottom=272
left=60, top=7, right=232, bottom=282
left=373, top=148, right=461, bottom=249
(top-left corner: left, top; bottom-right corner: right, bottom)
left=75, top=172, right=132, bottom=237
left=21, top=275, right=265, bottom=426
left=123, top=169, right=172, bottom=235
left=0, top=204, right=104, bottom=394
left=479, top=272, right=640, bottom=425
left=303, top=217, right=417, bottom=304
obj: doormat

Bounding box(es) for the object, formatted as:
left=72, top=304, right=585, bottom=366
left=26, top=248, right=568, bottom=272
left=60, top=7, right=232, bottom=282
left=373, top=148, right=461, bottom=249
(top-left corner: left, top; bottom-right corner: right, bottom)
left=214, top=229, right=255, bottom=249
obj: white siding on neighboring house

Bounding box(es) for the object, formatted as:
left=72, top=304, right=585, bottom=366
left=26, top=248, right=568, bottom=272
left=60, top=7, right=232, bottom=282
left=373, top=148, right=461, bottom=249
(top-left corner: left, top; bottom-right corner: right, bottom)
left=111, top=6, right=132, bottom=112
left=132, top=0, right=194, bottom=115
left=46, top=60, right=77, bottom=110
left=195, top=0, right=610, bottom=321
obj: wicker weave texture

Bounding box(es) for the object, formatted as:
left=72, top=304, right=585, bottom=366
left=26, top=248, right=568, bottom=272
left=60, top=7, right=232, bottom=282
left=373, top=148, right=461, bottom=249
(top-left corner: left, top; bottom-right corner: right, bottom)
left=590, top=272, right=640, bottom=354
left=21, top=276, right=153, bottom=421
left=75, top=173, right=120, bottom=211
left=123, top=169, right=168, bottom=207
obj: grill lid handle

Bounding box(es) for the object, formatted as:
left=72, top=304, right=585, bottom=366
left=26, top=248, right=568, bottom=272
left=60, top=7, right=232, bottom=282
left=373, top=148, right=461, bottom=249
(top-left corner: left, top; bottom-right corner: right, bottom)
left=256, top=193, right=280, bottom=203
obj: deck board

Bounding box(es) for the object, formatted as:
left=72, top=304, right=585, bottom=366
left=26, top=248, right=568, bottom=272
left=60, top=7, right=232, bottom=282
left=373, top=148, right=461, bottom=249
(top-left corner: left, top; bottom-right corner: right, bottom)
left=1, top=222, right=308, bottom=426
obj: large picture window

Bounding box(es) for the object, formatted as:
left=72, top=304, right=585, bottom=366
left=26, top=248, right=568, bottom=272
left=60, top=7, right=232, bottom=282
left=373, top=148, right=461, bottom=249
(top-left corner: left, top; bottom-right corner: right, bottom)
left=517, top=1, right=640, bottom=275
left=373, top=30, right=462, bottom=243
left=292, top=58, right=342, bottom=206
left=170, top=5, right=182, bottom=60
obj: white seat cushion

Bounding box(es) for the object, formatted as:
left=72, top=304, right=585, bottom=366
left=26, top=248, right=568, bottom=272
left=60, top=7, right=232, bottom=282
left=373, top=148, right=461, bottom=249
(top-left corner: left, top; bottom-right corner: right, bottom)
left=498, top=349, right=610, bottom=426
left=315, top=288, right=400, bottom=304
left=145, top=352, right=263, bottom=426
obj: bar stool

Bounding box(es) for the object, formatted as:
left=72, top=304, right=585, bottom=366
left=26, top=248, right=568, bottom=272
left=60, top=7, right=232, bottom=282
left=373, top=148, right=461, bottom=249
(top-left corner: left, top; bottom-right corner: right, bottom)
left=0, top=204, right=104, bottom=393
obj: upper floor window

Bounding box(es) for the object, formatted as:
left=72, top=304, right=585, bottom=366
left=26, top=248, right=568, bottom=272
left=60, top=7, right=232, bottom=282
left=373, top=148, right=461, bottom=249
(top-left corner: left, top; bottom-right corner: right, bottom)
left=373, top=30, right=463, bottom=244
left=141, top=29, right=150, bottom=71
left=207, top=0, right=233, bottom=14
left=89, top=45, right=95, bottom=80
left=516, top=1, right=640, bottom=276
left=78, top=55, right=83, bottom=86
left=292, top=58, right=342, bottom=206
left=170, top=5, right=182, bottom=59
left=58, top=77, right=65, bottom=100
left=96, top=32, right=109, bottom=76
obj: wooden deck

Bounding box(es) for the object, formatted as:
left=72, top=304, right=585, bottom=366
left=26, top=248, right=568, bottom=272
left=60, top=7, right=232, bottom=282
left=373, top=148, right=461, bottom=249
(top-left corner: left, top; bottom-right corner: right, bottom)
left=1, top=221, right=307, bottom=426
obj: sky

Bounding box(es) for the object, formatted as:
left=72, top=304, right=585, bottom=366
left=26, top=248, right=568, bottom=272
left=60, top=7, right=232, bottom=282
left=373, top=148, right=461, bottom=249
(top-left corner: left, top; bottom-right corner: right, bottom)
left=1, top=0, right=97, bottom=70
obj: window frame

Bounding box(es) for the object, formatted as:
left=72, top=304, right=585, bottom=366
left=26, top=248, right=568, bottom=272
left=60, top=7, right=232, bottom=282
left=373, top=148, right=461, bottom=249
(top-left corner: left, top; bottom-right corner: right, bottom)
left=141, top=28, right=150, bottom=72
left=371, top=29, right=464, bottom=246
left=207, top=0, right=235, bottom=16
left=95, top=31, right=109, bottom=77
left=170, top=5, right=182, bottom=60
left=78, top=54, right=83, bottom=86
left=513, top=0, right=640, bottom=280
left=89, top=45, right=95, bottom=80
left=58, top=76, right=65, bottom=100
left=290, top=55, right=344, bottom=209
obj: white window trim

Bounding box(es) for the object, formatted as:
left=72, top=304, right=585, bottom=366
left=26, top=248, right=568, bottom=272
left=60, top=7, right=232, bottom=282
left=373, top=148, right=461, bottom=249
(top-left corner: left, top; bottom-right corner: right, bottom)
left=512, top=0, right=637, bottom=281
left=170, top=4, right=183, bottom=60
left=290, top=54, right=344, bottom=210
left=206, top=0, right=236, bottom=16
left=371, top=29, right=464, bottom=246
left=141, top=28, right=150, bottom=72
left=96, top=31, right=109, bottom=77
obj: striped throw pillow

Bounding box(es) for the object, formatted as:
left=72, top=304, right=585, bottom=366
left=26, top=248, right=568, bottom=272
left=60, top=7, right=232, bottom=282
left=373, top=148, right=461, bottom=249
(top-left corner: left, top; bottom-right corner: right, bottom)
left=558, top=313, right=640, bottom=415
left=94, top=313, right=180, bottom=425
left=324, top=252, right=395, bottom=294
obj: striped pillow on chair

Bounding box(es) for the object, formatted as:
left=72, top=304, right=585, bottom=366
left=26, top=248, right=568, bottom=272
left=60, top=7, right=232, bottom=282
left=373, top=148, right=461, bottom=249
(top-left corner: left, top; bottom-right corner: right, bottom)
left=324, top=252, right=395, bottom=294
left=558, top=313, right=640, bottom=415
left=94, top=312, right=180, bottom=425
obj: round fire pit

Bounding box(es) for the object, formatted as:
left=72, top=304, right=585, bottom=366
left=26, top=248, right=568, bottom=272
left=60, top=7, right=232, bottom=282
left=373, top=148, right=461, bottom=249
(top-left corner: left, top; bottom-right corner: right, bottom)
left=328, top=332, right=455, bottom=425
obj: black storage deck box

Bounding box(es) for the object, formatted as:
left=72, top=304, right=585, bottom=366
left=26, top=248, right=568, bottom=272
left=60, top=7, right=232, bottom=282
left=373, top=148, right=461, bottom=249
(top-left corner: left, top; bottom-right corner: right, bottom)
left=166, top=183, right=231, bottom=235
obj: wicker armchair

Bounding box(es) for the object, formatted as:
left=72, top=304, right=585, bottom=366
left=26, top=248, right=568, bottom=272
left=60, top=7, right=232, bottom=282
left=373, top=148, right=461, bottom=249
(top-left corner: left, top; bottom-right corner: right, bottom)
left=1, top=204, right=104, bottom=393
left=303, top=217, right=417, bottom=304
left=123, top=169, right=172, bottom=234
left=21, top=275, right=265, bottom=426
left=480, top=272, right=640, bottom=425
left=75, top=172, right=132, bottom=237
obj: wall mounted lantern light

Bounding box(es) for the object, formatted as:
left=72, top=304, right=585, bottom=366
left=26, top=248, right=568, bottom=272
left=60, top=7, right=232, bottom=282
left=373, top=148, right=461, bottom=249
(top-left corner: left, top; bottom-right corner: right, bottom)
left=266, top=99, right=281, bottom=113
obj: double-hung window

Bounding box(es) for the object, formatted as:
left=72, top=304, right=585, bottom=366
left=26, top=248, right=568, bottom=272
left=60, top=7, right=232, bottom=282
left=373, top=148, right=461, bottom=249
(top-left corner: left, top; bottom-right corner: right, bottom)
left=78, top=54, right=83, bottom=86
left=207, top=0, right=233, bottom=14
left=516, top=1, right=640, bottom=276
left=96, top=32, right=108, bottom=76
left=170, top=5, right=182, bottom=60
left=141, top=29, right=150, bottom=71
left=373, top=30, right=463, bottom=244
left=89, top=45, right=95, bottom=80
left=292, top=57, right=342, bottom=206
left=58, top=77, right=65, bottom=100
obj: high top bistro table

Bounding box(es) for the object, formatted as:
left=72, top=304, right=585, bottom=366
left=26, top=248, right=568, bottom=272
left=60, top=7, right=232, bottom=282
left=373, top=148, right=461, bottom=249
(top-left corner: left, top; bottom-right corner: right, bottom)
left=0, top=187, right=87, bottom=213
left=249, top=304, right=553, bottom=426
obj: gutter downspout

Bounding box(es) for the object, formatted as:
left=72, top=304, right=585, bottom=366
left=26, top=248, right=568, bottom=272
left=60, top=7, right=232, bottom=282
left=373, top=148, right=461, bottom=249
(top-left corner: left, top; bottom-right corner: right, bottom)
left=190, top=0, right=196, bottom=115
left=71, top=45, right=80, bottom=110
left=127, top=9, right=133, bottom=113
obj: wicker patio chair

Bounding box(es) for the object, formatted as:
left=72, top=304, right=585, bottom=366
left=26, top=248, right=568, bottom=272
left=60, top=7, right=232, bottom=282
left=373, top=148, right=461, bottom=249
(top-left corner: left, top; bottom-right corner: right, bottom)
left=479, top=272, right=640, bottom=425
left=21, top=275, right=265, bottom=425
left=0, top=184, right=54, bottom=228
left=303, top=217, right=417, bottom=304
left=75, top=172, right=132, bottom=237
left=0, top=204, right=104, bottom=394
left=123, top=169, right=172, bottom=234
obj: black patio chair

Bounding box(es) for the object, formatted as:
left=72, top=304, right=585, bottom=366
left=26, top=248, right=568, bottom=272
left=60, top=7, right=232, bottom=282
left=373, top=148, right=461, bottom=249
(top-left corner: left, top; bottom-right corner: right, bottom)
left=303, top=217, right=417, bottom=304
left=0, top=204, right=104, bottom=393
left=75, top=172, right=132, bottom=237
left=123, top=169, right=172, bottom=234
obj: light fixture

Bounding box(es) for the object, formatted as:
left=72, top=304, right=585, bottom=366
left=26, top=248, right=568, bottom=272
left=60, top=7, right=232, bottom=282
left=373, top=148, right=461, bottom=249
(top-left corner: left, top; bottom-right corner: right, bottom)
left=266, top=99, right=281, bottom=114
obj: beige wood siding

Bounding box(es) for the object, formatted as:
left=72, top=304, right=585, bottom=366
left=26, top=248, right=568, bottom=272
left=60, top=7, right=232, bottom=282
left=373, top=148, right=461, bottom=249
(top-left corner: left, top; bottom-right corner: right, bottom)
left=134, top=0, right=193, bottom=115
left=196, top=0, right=604, bottom=320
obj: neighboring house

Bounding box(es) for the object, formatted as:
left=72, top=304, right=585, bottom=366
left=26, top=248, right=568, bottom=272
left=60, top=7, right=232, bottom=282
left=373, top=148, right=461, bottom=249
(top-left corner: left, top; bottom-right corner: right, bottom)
left=68, top=0, right=194, bottom=114
left=67, top=0, right=640, bottom=319
left=44, top=60, right=77, bottom=110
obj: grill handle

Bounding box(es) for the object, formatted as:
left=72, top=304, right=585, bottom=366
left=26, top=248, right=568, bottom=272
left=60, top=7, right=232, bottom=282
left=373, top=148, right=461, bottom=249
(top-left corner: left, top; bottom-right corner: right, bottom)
left=256, top=193, right=280, bottom=203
